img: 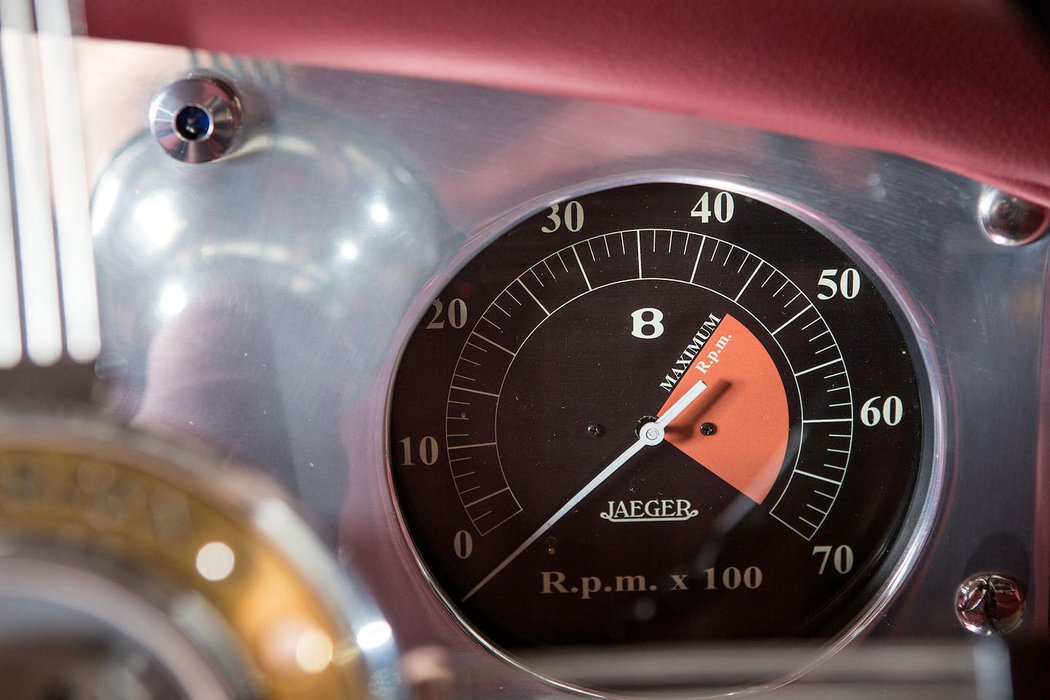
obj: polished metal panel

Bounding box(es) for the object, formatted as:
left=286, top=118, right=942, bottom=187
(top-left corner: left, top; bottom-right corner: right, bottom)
left=78, top=38, right=1048, bottom=695
left=91, top=61, right=448, bottom=545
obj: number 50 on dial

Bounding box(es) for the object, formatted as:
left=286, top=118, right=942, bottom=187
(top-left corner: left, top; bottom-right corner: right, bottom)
left=388, top=181, right=932, bottom=689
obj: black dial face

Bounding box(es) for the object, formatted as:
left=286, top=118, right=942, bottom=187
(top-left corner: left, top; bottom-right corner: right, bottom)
left=389, top=183, right=927, bottom=657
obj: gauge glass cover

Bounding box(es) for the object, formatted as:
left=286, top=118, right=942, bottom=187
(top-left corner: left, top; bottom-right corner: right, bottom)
left=388, top=182, right=927, bottom=658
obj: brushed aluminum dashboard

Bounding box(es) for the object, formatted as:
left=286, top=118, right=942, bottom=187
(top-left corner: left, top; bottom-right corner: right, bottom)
left=79, top=37, right=1047, bottom=696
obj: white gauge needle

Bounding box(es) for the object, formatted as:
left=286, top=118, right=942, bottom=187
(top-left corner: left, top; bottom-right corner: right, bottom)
left=461, top=379, right=708, bottom=602
left=658, top=373, right=711, bottom=426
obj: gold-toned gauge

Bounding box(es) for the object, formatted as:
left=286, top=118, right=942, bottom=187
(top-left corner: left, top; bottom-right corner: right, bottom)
left=388, top=181, right=937, bottom=693
left=0, top=412, right=392, bottom=700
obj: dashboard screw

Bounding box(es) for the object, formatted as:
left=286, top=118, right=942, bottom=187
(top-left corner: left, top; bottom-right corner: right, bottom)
left=978, top=187, right=1049, bottom=246
left=700, top=422, right=717, bottom=436
left=586, top=422, right=604, bottom=437
left=955, top=572, right=1025, bottom=635
left=149, top=75, right=242, bottom=163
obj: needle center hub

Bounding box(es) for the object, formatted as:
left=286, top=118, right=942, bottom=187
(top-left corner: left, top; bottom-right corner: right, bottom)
left=639, top=421, right=664, bottom=446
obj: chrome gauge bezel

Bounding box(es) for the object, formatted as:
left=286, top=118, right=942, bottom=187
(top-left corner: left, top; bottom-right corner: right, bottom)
left=382, top=170, right=946, bottom=698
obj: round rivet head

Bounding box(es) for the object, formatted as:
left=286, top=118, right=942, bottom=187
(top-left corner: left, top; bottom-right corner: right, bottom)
left=978, top=187, right=1049, bottom=246
left=955, top=572, right=1025, bottom=635
left=149, top=76, right=241, bottom=163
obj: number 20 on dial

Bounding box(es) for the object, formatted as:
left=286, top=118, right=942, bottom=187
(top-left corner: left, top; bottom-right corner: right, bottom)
left=389, top=182, right=928, bottom=672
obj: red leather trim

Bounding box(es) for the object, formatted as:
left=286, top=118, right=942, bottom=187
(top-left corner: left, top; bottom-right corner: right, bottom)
left=84, top=0, right=1050, bottom=205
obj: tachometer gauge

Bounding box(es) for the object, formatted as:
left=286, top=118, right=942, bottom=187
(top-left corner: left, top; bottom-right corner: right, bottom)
left=388, top=182, right=932, bottom=679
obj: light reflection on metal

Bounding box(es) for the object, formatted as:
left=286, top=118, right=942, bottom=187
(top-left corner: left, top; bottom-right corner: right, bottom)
left=195, top=541, right=236, bottom=582
left=157, top=283, right=189, bottom=319
left=0, top=0, right=100, bottom=369
left=355, top=620, right=393, bottom=652
left=369, top=200, right=391, bottom=225
left=339, top=241, right=360, bottom=261
left=36, top=0, right=100, bottom=363
left=132, top=191, right=185, bottom=256
left=0, top=95, right=21, bottom=368
left=295, top=627, right=335, bottom=674
left=0, top=22, right=62, bottom=366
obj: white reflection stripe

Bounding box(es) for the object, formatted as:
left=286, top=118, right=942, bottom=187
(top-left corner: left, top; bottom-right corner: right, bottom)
left=36, top=2, right=100, bottom=362
left=1, top=24, right=62, bottom=366
left=0, top=87, right=23, bottom=368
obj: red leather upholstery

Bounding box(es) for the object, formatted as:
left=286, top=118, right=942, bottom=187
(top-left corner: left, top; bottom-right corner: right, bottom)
left=85, top=0, right=1050, bottom=205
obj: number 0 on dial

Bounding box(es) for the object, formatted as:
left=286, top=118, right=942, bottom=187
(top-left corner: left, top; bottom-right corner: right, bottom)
left=388, top=182, right=930, bottom=688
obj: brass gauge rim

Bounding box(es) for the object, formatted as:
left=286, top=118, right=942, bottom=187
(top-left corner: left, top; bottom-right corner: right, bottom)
left=0, top=409, right=399, bottom=700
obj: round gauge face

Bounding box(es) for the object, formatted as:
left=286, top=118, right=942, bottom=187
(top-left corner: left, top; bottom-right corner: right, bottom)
left=389, top=182, right=927, bottom=656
